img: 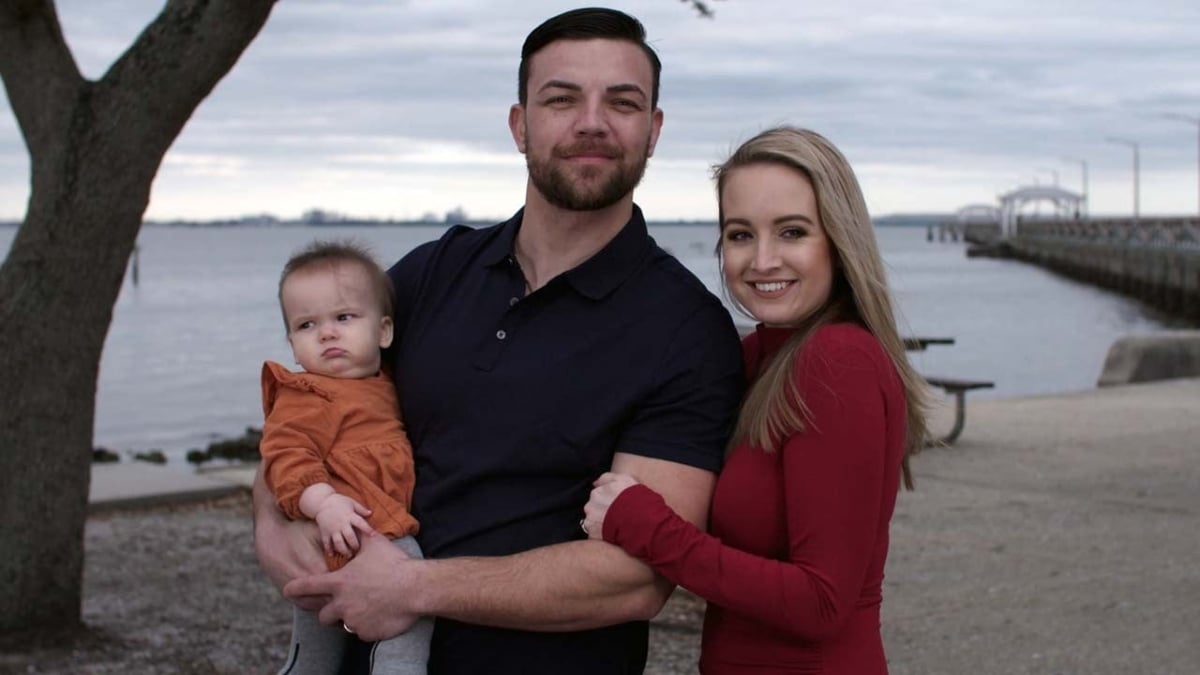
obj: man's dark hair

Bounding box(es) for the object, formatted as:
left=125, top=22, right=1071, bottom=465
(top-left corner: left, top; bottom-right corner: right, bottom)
left=518, top=7, right=662, bottom=108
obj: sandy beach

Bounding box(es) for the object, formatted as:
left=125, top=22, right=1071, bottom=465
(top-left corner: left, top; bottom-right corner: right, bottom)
left=2, top=377, right=1197, bottom=674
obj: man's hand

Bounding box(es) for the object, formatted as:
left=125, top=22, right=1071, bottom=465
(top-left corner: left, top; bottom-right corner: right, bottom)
left=284, top=534, right=419, bottom=641
left=253, top=470, right=330, bottom=611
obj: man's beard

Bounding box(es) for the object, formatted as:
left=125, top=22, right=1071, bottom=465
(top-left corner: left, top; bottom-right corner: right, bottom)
left=526, top=137, right=651, bottom=212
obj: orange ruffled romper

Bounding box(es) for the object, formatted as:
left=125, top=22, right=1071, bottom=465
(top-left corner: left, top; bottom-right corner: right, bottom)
left=260, top=360, right=419, bottom=570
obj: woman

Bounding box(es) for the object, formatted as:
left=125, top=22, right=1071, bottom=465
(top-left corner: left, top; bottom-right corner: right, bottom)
left=582, top=127, right=930, bottom=674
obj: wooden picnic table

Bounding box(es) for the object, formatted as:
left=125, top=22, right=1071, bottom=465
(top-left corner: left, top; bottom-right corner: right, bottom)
left=905, top=336, right=994, bottom=445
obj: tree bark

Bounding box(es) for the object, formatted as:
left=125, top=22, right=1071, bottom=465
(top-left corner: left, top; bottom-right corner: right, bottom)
left=0, top=0, right=278, bottom=633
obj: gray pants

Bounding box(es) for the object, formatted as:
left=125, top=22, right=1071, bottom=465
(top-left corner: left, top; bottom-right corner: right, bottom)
left=277, top=535, right=432, bottom=675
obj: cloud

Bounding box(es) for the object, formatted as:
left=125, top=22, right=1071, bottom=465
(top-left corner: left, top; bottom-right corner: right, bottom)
left=2, top=0, right=1198, bottom=220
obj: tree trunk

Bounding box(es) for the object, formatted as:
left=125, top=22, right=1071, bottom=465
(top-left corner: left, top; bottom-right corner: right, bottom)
left=0, top=0, right=277, bottom=634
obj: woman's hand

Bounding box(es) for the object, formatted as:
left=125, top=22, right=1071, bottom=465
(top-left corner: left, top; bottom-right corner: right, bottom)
left=582, top=472, right=640, bottom=540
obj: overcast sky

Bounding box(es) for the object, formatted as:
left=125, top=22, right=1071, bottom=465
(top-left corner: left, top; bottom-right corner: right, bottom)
left=2, top=0, right=1198, bottom=222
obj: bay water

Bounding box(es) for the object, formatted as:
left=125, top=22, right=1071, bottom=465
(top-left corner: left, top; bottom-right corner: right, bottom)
left=0, top=222, right=1178, bottom=463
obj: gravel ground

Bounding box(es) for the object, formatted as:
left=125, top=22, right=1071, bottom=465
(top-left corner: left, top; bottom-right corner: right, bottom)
left=0, top=493, right=702, bottom=675
left=4, top=378, right=1198, bottom=674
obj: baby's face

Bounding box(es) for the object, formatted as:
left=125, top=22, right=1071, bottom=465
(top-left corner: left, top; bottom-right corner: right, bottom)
left=280, top=261, right=392, bottom=379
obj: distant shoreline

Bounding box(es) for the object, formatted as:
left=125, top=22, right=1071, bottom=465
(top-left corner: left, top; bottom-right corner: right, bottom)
left=1, top=216, right=950, bottom=229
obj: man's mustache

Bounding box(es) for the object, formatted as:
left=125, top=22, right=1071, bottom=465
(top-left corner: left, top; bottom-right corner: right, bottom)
left=554, top=142, right=623, bottom=159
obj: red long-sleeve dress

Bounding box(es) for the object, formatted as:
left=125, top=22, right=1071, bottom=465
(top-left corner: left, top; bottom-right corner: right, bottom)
left=602, top=322, right=907, bottom=674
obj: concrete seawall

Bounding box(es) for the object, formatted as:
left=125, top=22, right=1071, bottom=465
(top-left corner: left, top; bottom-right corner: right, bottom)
left=1097, top=331, right=1200, bottom=386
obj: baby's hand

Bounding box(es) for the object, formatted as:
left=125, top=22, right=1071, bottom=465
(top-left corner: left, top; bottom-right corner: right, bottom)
left=313, top=494, right=375, bottom=557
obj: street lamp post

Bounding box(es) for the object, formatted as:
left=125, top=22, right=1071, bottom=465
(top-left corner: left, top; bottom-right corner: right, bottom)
left=1062, top=157, right=1089, bottom=219
left=1036, top=167, right=1060, bottom=186
left=1106, top=137, right=1140, bottom=222
left=1163, top=114, right=1200, bottom=218
left=1035, top=167, right=1061, bottom=218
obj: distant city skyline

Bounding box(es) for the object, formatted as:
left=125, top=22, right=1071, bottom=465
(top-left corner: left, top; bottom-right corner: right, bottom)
left=2, top=0, right=1198, bottom=222
left=0, top=209, right=949, bottom=228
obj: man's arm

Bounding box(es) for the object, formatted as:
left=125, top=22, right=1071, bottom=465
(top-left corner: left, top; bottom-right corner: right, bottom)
left=285, top=452, right=714, bottom=638
left=412, top=452, right=714, bottom=628
left=252, top=467, right=333, bottom=611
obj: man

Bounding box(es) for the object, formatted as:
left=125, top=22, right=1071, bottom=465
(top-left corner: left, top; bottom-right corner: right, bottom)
left=255, top=8, right=743, bottom=674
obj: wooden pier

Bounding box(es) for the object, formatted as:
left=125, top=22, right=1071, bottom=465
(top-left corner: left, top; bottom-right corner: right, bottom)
left=965, top=217, right=1200, bottom=321
left=926, top=222, right=963, bottom=242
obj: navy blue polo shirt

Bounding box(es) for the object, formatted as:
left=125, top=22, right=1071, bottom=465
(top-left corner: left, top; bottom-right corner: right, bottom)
left=386, top=205, right=743, bottom=675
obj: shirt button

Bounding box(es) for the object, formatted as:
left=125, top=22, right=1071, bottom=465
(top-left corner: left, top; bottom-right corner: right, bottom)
left=509, top=297, right=519, bottom=306
left=496, top=330, right=507, bottom=340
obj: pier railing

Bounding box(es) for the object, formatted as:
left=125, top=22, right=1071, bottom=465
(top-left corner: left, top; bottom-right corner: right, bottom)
left=968, top=216, right=1200, bottom=321
left=1015, top=217, right=1200, bottom=250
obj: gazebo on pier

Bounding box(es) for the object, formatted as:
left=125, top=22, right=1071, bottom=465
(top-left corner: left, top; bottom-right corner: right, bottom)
left=997, top=186, right=1085, bottom=237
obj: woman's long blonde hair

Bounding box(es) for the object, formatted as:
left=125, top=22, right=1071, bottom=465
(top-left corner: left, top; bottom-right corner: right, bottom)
left=716, top=127, right=931, bottom=489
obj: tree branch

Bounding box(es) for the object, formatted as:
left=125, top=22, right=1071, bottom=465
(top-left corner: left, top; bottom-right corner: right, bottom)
left=98, top=0, right=279, bottom=157
left=0, top=0, right=84, bottom=154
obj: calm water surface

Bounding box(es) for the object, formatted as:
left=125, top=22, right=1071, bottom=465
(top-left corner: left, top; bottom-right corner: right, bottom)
left=0, top=222, right=1178, bottom=461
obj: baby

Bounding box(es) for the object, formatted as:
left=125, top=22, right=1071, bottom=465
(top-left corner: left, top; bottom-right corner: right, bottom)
left=261, top=240, right=428, bottom=675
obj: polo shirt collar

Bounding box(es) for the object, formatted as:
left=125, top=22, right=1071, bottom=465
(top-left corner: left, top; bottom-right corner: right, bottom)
left=480, top=205, right=652, bottom=301
left=480, top=210, right=524, bottom=268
